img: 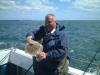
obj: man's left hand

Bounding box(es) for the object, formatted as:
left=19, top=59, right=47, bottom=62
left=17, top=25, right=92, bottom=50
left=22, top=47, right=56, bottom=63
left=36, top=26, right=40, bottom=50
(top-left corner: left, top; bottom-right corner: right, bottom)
left=37, top=52, right=46, bottom=61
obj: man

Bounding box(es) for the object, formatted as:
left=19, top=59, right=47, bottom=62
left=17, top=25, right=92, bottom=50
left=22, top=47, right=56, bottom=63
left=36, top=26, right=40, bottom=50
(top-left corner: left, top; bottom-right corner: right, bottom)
left=26, top=14, right=70, bottom=75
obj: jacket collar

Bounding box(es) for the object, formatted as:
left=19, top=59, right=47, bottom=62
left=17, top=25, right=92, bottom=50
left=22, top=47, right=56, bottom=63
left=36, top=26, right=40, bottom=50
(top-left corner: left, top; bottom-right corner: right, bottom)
left=44, top=23, right=65, bottom=36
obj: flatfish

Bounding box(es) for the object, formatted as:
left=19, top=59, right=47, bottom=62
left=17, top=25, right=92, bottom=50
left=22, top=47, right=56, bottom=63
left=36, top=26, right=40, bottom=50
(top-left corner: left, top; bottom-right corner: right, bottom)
left=25, top=39, right=43, bottom=56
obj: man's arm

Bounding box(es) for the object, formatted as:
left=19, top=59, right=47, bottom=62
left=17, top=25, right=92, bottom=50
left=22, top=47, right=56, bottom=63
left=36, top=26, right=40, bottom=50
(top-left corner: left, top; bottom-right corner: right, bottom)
left=46, top=31, right=69, bottom=60
left=26, top=26, right=45, bottom=42
left=26, top=26, right=47, bottom=61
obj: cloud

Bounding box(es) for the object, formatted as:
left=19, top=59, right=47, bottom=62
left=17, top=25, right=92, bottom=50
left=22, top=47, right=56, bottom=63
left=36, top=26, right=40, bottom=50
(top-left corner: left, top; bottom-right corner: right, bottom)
left=72, top=0, right=100, bottom=12
left=26, top=0, right=56, bottom=11
left=0, top=0, right=16, bottom=10
left=0, top=0, right=56, bottom=11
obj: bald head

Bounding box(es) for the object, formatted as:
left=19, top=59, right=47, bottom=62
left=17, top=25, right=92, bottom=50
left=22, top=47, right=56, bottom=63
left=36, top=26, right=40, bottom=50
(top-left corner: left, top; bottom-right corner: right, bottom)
left=45, top=14, right=56, bottom=21
left=45, top=14, right=57, bottom=33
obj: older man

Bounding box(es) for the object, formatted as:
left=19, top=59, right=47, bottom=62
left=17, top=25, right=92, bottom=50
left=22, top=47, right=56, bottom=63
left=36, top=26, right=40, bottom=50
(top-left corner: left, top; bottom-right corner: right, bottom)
left=26, top=14, right=70, bottom=75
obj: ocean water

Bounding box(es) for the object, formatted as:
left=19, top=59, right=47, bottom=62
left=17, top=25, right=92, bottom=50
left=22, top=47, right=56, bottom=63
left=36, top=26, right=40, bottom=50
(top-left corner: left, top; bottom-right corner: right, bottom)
left=0, top=20, right=100, bottom=73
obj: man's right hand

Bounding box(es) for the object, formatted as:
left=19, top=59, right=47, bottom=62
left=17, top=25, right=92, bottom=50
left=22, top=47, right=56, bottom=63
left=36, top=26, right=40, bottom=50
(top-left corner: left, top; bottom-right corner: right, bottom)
left=27, top=36, right=33, bottom=44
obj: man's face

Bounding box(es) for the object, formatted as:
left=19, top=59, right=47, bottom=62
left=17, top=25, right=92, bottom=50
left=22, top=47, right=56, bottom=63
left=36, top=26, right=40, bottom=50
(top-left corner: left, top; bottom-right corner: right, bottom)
left=45, top=16, right=56, bottom=33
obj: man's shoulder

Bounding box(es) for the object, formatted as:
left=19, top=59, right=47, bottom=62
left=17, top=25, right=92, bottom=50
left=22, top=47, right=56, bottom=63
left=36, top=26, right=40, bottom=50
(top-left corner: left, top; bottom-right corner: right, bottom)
left=39, top=25, right=45, bottom=32
left=56, top=24, right=67, bottom=38
left=40, top=25, right=45, bottom=29
left=57, top=24, right=66, bottom=33
left=38, top=25, right=46, bottom=36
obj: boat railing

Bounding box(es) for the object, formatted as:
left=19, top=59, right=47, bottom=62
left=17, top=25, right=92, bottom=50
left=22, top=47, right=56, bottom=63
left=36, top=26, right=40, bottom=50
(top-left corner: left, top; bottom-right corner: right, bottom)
left=71, top=57, right=100, bottom=75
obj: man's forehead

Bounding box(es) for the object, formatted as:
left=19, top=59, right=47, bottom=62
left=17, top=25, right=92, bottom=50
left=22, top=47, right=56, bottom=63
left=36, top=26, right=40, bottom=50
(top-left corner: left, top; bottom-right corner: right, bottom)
left=46, top=16, right=54, bottom=20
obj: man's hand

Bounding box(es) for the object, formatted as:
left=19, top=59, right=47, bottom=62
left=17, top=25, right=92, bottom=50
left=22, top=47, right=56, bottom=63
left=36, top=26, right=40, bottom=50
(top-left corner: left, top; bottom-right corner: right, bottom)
left=27, top=36, right=33, bottom=44
left=37, top=52, right=46, bottom=61
left=27, top=36, right=32, bottom=40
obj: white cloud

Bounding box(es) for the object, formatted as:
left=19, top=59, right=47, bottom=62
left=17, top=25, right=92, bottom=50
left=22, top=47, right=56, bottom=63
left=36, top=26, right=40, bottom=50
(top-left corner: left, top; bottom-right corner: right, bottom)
left=26, top=0, right=56, bottom=11
left=0, top=0, right=16, bottom=10
left=59, top=0, right=72, bottom=2
left=0, top=0, right=56, bottom=11
left=72, top=0, right=100, bottom=12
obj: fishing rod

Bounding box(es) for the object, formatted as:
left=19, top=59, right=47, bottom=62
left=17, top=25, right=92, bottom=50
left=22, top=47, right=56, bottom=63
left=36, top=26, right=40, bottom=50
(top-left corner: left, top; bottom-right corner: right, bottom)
left=83, top=47, right=100, bottom=75
left=23, top=63, right=33, bottom=75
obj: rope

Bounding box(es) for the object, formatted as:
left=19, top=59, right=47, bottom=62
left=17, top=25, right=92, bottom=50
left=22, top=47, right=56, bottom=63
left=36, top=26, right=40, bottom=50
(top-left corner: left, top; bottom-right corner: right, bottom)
left=0, top=50, right=11, bottom=65
left=83, top=47, right=100, bottom=75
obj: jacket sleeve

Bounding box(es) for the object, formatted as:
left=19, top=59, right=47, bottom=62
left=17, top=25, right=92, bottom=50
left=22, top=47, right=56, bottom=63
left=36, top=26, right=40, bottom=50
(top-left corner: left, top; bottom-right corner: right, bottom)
left=46, top=31, right=69, bottom=60
left=26, top=26, right=44, bottom=41
left=26, top=31, right=35, bottom=39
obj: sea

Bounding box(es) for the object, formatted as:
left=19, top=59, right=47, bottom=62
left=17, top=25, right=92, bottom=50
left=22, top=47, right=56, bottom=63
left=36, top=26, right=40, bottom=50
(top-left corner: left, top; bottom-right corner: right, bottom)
left=0, top=20, right=100, bottom=74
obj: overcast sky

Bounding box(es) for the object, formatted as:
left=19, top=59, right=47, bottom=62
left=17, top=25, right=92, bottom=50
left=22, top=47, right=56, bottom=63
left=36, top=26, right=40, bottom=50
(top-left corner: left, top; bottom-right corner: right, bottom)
left=0, top=0, right=100, bottom=20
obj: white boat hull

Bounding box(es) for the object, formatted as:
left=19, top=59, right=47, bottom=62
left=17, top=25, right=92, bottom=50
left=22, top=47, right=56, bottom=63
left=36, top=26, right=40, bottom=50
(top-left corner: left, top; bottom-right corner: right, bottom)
left=0, top=48, right=95, bottom=75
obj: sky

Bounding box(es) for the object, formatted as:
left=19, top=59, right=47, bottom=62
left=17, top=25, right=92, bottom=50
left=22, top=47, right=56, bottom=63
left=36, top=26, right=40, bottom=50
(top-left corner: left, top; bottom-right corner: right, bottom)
left=0, top=0, right=100, bottom=20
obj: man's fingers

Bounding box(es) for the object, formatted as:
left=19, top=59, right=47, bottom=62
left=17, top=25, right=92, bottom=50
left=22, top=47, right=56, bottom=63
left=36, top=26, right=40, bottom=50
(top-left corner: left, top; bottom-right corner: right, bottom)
left=27, top=36, right=32, bottom=40
left=36, top=52, right=46, bottom=61
left=27, top=36, right=34, bottom=44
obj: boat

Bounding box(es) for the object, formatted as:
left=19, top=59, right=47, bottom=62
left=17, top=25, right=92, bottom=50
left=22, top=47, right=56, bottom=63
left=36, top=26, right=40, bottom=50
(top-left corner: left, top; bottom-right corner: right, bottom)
left=0, top=47, right=100, bottom=75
